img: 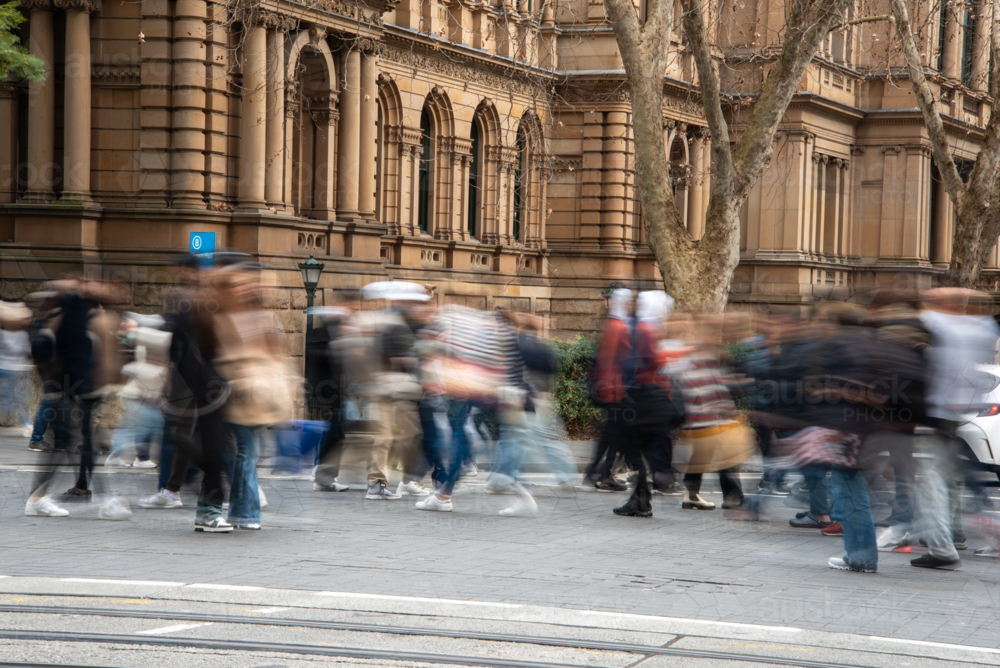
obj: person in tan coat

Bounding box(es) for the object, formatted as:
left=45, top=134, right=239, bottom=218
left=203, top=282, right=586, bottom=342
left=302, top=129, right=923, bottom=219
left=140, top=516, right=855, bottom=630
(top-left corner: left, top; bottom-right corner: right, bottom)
left=212, top=263, right=294, bottom=530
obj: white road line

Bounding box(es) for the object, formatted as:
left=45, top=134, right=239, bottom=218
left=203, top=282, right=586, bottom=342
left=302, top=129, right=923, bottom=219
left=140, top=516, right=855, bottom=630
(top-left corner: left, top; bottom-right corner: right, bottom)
left=252, top=607, right=290, bottom=614
left=61, top=579, right=184, bottom=587
left=314, top=592, right=522, bottom=608
left=136, top=623, right=212, bottom=635
left=872, top=636, right=1000, bottom=655
left=578, top=610, right=803, bottom=634
left=186, top=584, right=262, bottom=591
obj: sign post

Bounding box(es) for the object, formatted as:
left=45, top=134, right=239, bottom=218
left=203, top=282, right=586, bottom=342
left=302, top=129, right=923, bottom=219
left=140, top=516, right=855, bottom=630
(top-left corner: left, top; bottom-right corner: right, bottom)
left=190, top=232, right=216, bottom=268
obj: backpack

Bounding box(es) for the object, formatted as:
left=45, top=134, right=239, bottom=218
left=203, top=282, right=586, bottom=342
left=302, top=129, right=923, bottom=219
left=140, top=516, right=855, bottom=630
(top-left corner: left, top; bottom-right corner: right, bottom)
left=518, top=332, right=558, bottom=375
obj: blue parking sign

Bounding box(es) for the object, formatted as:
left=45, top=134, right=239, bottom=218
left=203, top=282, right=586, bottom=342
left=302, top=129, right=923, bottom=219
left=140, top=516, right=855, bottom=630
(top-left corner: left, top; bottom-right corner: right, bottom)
left=190, top=232, right=215, bottom=267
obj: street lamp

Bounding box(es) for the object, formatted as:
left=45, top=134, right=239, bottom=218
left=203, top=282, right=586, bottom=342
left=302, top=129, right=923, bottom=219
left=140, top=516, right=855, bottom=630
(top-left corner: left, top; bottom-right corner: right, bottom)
left=298, top=254, right=324, bottom=418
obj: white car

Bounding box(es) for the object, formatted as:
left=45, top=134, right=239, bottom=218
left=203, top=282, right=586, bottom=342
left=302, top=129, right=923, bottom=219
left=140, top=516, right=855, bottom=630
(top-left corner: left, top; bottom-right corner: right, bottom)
left=953, top=364, right=1000, bottom=481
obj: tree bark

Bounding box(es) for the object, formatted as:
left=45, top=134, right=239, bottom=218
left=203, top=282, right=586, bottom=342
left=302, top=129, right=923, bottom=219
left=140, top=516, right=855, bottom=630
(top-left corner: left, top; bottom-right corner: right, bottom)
left=892, top=0, right=1000, bottom=287
left=603, top=0, right=852, bottom=311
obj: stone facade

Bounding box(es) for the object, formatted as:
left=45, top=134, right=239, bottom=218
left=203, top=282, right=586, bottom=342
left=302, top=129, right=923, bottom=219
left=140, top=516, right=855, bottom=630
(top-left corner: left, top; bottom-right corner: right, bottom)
left=0, top=0, right=997, bottom=337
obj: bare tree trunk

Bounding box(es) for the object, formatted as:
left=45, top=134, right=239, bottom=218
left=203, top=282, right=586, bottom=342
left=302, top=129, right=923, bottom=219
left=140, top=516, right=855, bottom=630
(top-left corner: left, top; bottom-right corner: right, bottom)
left=892, top=0, right=1000, bottom=287
left=604, top=0, right=852, bottom=312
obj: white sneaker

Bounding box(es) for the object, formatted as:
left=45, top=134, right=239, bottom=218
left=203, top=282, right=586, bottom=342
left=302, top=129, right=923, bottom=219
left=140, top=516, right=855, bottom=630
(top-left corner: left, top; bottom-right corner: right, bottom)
left=310, top=465, right=318, bottom=482
left=25, top=497, right=69, bottom=517
left=499, top=495, right=538, bottom=517
left=131, top=458, right=157, bottom=469
left=415, top=494, right=453, bottom=512
left=195, top=516, right=234, bottom=532
left=876, top=525, right=909, bottom=550
left=99, top=498, right=133, bottom=521
left=138, top=489, right=183, bottom=509
left=828, top=557, right=876, bottom=573
left=366, top=482, right=402, bottom=500
left=104, top=456, right=131, bottom=468
left=314, top=480, right=350, bottom=492
left=397, top=480, right=431, bottom=496
left=21, top=425, right=33, bottom=438
left=258, top=486, right=268, bottom=510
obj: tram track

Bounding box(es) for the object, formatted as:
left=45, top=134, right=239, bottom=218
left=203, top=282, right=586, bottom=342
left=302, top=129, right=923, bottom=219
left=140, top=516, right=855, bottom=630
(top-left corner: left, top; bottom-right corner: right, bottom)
left=0, top=603, right=884, bottom=668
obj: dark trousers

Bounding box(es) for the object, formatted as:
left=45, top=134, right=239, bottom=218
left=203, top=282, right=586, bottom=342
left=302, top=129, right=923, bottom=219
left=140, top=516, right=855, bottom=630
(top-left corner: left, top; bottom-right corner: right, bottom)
left=684, top=468, right=744, bottom=503
left=314, top=408, right=346, bottom=487
left=416, top=399, right=445, bottom=485
left=169, top=409, right=227, bottom=516
left=71, top=398, right=98, bottom=491
left=586, top=410, right=620, bottom=481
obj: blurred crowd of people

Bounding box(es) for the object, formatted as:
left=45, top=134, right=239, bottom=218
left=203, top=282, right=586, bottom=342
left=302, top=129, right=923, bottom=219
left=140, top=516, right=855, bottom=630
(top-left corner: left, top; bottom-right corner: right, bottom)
left=2, top=256, right=1000, bottom=572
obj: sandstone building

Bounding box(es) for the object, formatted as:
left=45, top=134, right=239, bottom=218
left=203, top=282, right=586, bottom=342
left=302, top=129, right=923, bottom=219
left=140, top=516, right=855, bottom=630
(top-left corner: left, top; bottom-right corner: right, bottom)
left=0, top=0, right=996, bottom=338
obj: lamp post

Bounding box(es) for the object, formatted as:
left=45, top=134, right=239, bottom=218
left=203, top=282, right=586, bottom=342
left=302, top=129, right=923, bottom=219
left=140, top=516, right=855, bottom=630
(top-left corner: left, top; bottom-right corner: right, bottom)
left=298, top=254, right=324, bottom=418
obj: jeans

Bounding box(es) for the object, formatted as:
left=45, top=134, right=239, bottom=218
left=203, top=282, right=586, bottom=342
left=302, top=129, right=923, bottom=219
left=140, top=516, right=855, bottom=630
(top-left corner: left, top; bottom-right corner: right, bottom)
left=30, top=395, right=67, bottom=447
left=528, top=397, right=576, bottom=485
left=438, top=401, right=474, bottom=496
left=416, top=399, right=445, bottom=485
left=801, top=465, right=832, bottom=516
left=914, top=430, right=961, bottom=561
left=489, top=419, right=530, bottom=489
left=829, top=468, right=878, bottom=571
left=110, top=400, right=162, bottom=462
left=0, top=369, right=29, bottom=427
left=225, top=423, right=261, bottom=524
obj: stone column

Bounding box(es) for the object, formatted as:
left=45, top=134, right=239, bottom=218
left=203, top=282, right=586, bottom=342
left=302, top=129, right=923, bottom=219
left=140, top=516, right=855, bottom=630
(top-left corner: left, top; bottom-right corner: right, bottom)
left=239, top=18, right=267, bottom=210
left=358, top=45, right=379, bottom=220
left=60, top=1, right=98, bottom=202
left=265, top=18, right=293, bottom=209
left=309, top=98, right=338, bottom=220
left=808, top=153, right=822, bottom=255
left=943, top=7, right=962, bottom=79
left=579, top=111, right=603, bottom=247
left=837, top=159, right=851, bottom=256
left=0, top=84, right=19, bottom=203
left=22, top=0, right=54, bottom=201
left=972, top=0, right=991, bottom=91
left=801, top=136, right=814, bottom=256
left=687, top=132, right=704, bottom=239
left=815, top=155, right=827, bottom=256
left=172, top=0, right=208, bottom=209
left=283, top=86, right=299, bottom=213
left=337, top=48, right=361, bottom=220
left=823, top=158, right=844, bottom=260
left=932, top=172, right=951, bottom=265
left=601, top=111, right=628, bottom=250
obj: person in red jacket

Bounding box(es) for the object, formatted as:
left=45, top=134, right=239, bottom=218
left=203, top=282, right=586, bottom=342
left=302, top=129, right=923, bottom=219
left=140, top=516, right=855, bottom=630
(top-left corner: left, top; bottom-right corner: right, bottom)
left=585, top=289, right=634, bottom=490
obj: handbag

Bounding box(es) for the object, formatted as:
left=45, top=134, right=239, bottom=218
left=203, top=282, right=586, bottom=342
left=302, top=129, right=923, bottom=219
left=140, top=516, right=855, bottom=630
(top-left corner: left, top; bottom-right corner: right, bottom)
left=772, top=426, right=861, bottom=470
left=676, top=420, right=755, bottom=473
left=623, top=384, right=686, bottom=432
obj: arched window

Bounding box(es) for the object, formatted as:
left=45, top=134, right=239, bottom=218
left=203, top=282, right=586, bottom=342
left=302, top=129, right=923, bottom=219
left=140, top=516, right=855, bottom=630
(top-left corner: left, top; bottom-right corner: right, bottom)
left=513, top=124, right=529, bottom=243
left=418, top=107, right=432, bottom=233
left=468, top=118, right=482, bottom=239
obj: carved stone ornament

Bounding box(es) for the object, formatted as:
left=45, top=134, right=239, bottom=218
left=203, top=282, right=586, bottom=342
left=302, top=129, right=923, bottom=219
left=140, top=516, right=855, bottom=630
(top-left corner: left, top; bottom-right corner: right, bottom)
left=52, top=0, right=101, bottom=11
left=91, top=69, right=141, bottom=86
left=18, top=0, right=54, bottom=11
left=381, top=45, right=536, bottom=98
left=881, top=145, right=902, bottom=154
left=310, top=110, right=339, bottom=125
left=314, top=0, right=385, bottom=26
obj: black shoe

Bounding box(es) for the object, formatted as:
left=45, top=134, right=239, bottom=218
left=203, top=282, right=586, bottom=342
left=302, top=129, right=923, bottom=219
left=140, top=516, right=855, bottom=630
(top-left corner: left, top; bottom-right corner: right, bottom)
left=795, top=511, right=810, bottom=519
left=59, top=487, right=92, bottom=503
left=911, top=554, right=960, bottom=569
left=789, top=513, right=831, bottom=529
left=613, top=497, right=652, bottom=517
left=721, top=496, right=746, bottom=509
left=28, top=441, right=53, bottom=452
left=772, top=482, right=793, bottom=495
left=595, top=479, right=627, bottom=492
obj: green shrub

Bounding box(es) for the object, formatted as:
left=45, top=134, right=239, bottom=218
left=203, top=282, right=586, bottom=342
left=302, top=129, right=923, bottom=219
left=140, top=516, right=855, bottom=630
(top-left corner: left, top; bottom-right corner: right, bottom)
left=551, top=335, right=602, bottom=439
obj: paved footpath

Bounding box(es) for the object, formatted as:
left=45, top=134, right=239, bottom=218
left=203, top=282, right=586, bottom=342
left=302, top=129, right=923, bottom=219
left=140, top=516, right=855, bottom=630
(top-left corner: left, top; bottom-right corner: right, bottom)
left=1, top=439, right=999, bottom=653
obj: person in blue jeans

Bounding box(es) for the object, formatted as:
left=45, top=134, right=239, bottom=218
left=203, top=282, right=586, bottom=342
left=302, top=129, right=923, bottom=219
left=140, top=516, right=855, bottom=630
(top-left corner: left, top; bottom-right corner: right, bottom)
left=828, top=467, right=878, bottom=572
left=224, top=424, right=261, bottom=528
left=415, top=400, right=474, bottom=512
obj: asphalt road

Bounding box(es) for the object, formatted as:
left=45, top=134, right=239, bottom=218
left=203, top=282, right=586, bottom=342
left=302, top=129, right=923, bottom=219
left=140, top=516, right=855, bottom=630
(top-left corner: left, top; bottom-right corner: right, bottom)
left=0, top=435, right=999, bottom=667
